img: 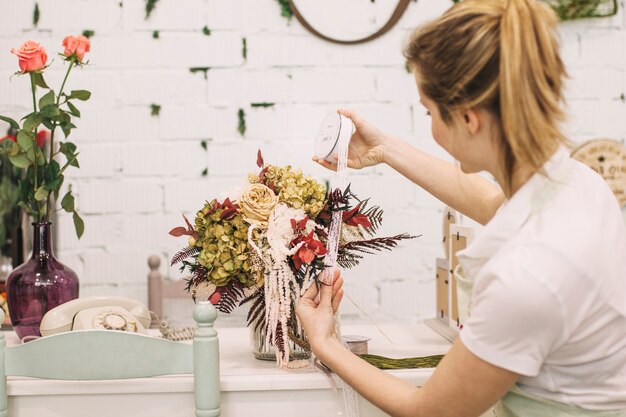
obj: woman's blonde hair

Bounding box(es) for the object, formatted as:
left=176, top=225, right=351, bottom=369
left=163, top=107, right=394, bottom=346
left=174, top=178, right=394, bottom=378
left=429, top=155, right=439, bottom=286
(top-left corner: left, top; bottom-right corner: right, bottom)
left=404, top=0, right=567, bottom=189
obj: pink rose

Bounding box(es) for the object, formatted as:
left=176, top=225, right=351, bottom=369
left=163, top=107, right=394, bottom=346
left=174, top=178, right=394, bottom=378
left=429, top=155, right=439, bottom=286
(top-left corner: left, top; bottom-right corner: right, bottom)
left=10, top=41, right=48, bottom=73
left=62, top=35, right=90, bottom=62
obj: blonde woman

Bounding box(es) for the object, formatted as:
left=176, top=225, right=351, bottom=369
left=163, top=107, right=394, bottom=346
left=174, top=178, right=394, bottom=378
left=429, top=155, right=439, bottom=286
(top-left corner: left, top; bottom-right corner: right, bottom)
left=296, top=0, right=626, bottom=415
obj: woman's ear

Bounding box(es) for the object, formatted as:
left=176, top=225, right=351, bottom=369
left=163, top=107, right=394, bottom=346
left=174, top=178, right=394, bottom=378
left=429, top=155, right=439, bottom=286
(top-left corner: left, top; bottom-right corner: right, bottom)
left=461, top=108, right=481, bottom=136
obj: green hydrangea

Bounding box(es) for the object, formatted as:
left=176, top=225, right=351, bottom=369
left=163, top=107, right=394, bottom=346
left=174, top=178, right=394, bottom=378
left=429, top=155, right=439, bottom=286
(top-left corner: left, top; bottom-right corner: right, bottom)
left=263, top=165, right=326, bottom=217
left=194, top=201, right=255, bottom=287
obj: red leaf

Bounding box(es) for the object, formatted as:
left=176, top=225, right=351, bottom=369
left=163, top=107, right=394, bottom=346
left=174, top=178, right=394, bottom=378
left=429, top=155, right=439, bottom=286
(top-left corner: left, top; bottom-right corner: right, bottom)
left=292, top=254, right=302, bottom=270
left=182, top=214, right=194, bottom=230
left=290, top=219, right=297, bottom=231
left=221, top=207, right=238, bottom=220
left=256, top=149, right=264, bottom=168
left=259, top=166, right=269, bottom=183
left=169, top=227, right=187, bottom=237
left=341, top=204, right=361, bottom=222
left=346, top=213, right=372, bottom=228
left=297, top=216, right=308, bottom=230
left=299, top=247, right=315, bottom=264
left=209, top=292, right=221, bottom=304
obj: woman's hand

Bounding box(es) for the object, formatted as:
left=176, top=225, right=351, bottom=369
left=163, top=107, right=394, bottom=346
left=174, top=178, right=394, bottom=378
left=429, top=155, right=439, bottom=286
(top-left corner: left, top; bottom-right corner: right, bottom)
left=313, top=109, right=390, bottom=171
left=296, top=270, right=344, bottom=357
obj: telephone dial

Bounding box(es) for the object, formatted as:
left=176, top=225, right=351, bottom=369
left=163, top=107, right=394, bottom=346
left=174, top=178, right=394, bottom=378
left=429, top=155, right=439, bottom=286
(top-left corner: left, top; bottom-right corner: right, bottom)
left=39, top=296, right=152, bottom=337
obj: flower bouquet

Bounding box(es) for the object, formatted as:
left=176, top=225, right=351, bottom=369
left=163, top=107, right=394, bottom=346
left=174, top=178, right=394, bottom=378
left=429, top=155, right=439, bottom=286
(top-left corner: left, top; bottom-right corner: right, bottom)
left=170, top=151, right=414, bottom=367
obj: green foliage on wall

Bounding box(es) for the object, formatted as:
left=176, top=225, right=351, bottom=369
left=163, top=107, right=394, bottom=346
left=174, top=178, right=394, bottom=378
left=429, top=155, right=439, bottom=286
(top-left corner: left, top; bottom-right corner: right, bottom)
left=251, top=103, right=275, bottom=108
left=82, top=30, right=95, bottom=38
left=189, top=67, right=210, bottom=80
left=277, top=0, right=293, bottom=19
left=242, top=38, right=248, bottom=62
left=145, top=0, right=159, bottom=19
left=202, top=26, right=212, bottom=36
left=545, top=0, right=618, bottom=20
left=451, top=0, right=618, bottom=20
left=237, top=109, right=246, bottom=136
left=150, top=104, right=161, bottom=117
left=33, top=3, right=40, bottom=27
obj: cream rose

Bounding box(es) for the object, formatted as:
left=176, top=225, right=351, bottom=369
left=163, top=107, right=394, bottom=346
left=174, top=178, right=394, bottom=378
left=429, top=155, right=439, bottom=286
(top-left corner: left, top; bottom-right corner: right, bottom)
left=239, top=184, right=279, bottom=227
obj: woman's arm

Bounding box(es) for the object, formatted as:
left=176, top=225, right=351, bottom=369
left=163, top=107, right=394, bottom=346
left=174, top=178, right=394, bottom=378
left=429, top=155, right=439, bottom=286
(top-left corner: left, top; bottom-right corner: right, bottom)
left=318, top=337, right=518, bottom=417
left=297, top=276, right=519, bottom=417
left=383, top=135, right=504, bottom=225
left=315, top=110, right=505, bottom=225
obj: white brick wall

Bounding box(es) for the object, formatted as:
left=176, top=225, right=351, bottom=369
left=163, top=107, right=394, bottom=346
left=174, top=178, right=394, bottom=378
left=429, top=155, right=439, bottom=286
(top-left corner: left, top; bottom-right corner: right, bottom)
left=1, top=0, right=625, bottom=322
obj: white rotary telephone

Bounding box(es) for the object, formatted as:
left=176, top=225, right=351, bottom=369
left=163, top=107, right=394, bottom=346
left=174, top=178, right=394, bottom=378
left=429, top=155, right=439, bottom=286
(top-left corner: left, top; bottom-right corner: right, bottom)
left=39, top=296, right=152, bottom=337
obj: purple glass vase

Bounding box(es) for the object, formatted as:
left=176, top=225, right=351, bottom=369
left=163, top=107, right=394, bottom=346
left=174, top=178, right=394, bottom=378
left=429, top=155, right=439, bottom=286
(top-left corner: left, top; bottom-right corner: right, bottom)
left=7, top=222, right=79, bottom=338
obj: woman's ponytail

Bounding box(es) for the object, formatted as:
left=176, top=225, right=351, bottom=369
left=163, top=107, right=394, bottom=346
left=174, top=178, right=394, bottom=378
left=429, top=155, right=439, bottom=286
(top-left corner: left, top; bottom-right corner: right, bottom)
left=404, top=0, right=567, bottom=189
left=500, top=0, right=567, bottom=184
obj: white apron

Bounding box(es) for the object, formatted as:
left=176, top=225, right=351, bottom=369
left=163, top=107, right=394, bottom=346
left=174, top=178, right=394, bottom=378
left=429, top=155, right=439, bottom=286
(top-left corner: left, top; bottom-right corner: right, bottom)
left=454, top=153, right=626, bottom=417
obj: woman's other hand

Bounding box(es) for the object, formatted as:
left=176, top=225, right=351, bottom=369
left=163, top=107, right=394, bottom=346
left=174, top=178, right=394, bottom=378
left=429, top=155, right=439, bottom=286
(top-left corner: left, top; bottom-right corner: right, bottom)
left=313, top=109, right=389, bottom=171
left=296, top=270, right=344, bottom=358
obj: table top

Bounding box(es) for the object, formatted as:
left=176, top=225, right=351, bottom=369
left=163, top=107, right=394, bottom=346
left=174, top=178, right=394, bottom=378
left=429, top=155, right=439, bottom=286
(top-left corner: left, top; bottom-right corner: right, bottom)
left=4, top=322, right=451, bottom=396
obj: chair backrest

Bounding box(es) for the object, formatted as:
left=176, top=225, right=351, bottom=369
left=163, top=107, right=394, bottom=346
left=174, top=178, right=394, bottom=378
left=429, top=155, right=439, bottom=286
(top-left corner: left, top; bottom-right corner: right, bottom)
left=148, top=255, right=192, bottom=328
left=0, top=302, right=220, bottom=417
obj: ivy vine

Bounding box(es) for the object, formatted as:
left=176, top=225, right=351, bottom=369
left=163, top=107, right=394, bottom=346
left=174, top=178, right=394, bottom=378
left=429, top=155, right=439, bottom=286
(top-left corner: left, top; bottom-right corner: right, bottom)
left=545, top=0, right=618, bottom=20
left=237, top=109, right=246, bottom=136
left=145, top=0, right=159, bottom=19
left=277, top=0, right=293, bottom=19
left=33, top=3, right=40, bottom=27
left=451, top=0, right=618, bottom=20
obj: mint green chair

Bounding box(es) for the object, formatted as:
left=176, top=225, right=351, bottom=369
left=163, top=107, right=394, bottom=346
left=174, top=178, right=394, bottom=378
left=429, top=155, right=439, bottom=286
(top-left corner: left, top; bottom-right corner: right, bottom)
left=0, top=302, right=220, bottom=417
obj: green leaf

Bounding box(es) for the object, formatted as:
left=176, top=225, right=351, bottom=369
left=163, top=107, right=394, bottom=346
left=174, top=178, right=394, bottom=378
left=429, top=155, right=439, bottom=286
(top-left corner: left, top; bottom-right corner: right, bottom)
left=32, top=72, right=49, bottom=89
left=34, top=186, right=48, bottom=201
left=60, top=123, right=72, bottom=138
left=0, top=224, right=6, bottom=248
left=35, top=147, right=45, bottom=165
left=26, top=146, right=35, bottom=162
left=23, top=113, right=43, bottom=132
left=8, top=142, right=20, bottom=157
left=42, top=119, right=55, bottom=130
left=68, top=90, right=91, bottom=101
left=38, top=90, right=55, bottom=109
left=17, top=130, right=34, bottom=151
left=60, top=141, right=77, bottom=156
left=0, top=115, right=19, bottom=130
left=40, top=105, right=61, bottom=118
left=61, top=191, right=75, bottom=212
left=58, top=111, right=70, bottom=123
left=66, top=101, right=81, bottom=117
left=69, top=154, right=80, bottom=168
left=73, top=211, right=85, bottom=239
left=9, top=154, right=31, bottom=168
left=44, top=160, right=61, bottom=190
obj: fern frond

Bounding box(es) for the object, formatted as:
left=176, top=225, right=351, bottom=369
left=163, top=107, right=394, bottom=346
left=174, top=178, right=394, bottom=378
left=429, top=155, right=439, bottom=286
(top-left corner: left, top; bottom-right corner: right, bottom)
left=215, top=281, right=246, bottom=314
left=170, top=246, right=200, bottom=266
left=362, top=205, right=384, bottom=235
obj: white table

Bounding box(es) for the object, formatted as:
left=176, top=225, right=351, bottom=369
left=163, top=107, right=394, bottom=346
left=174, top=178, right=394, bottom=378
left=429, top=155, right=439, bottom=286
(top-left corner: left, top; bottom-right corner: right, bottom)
left=5, top=322, right=451, bottom=417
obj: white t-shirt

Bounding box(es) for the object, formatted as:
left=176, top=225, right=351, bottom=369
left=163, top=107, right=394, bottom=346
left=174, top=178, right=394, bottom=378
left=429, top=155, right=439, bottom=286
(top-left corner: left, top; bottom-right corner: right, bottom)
left=458, top=148, right=626, bottom=411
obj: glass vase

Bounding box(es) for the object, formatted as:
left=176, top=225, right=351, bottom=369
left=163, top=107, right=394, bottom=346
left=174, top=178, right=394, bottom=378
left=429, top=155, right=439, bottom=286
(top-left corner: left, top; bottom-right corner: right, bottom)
left=7, top=222, right=79, bottom=339
left=250, top=323, right=311, bottom=361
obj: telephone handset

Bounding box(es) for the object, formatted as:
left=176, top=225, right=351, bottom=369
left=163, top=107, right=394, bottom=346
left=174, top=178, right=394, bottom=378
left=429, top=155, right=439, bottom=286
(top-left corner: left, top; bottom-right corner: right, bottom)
left=40, top=296, right=152, bottom=337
